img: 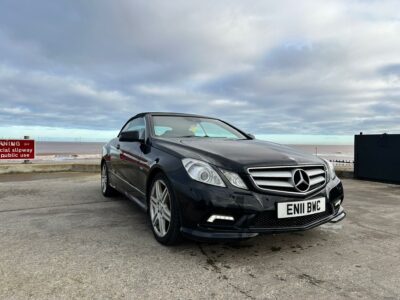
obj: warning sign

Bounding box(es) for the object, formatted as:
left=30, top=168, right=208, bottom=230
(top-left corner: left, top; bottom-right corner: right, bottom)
left=0, top=139, right=35, bottom=160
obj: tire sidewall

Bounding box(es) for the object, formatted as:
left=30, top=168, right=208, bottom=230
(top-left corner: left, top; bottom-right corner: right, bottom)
left=148, top=173, right=181, bottom=245
left=101, top=162, right=114, bottom=197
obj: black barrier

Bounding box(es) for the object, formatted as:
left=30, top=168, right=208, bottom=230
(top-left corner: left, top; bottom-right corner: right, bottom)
left=354, top=133, right=400, bottom=183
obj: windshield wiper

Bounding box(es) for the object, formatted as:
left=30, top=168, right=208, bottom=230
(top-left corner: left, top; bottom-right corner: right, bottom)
left=179, top=135, right=210, bottom=138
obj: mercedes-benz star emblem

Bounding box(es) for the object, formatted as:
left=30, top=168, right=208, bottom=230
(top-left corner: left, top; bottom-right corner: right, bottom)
left=292, top=169, right=310, bottom=192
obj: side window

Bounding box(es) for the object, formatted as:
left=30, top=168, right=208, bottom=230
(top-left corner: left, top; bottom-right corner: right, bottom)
left=121, top=117, right=146, bottom=139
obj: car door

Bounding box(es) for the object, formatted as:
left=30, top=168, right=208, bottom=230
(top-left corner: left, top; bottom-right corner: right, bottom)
left=117, top=117, right=147, bottom=200
left=107, top=137, right=122, bottom=185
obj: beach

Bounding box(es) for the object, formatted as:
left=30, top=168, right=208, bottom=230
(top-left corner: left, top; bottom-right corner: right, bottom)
left=28, top=141, right=104, bottom=163
left=291, top=145, right=354, bottom=162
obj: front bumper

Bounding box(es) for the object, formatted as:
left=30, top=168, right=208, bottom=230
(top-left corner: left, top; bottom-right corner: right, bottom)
left=170, top=173, right=345, bottom=241
left=181, top=206, right=346, bottom=240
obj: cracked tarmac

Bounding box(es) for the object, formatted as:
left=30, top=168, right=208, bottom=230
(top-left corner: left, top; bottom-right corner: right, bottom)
left=0, top=172, right=399, bottom=299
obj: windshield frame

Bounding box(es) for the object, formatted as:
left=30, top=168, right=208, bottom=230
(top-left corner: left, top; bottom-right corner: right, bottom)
left=149, top=115, right=250, bottom=140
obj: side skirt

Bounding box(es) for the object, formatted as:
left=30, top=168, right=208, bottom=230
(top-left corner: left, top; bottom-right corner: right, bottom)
left=124, top=191, right=147, bottom=211
left=110, top=171, right=148, bottom=212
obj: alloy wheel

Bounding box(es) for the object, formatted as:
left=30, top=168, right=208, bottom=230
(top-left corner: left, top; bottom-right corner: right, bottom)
left=150, top=180, right=172, bottom=237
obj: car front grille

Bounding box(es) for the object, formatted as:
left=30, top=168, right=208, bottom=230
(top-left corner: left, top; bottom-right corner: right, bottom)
left=251, top=209, right=332, bottom=228
left=247, top=165, right=327, bottom=196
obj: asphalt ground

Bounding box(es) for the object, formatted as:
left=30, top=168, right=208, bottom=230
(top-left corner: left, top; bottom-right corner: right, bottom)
left=0, top=173, right=399, bottom=299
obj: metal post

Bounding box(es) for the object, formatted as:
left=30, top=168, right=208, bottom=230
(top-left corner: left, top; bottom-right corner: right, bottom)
left=23, top=135, right=30, bottom=164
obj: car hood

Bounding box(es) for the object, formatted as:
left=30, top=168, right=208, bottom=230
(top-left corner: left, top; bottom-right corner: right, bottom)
left=153, top=138, right=324, bottom=172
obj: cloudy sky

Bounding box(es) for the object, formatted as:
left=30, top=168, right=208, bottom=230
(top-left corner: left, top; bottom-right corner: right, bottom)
left=0, top=0, right=399, bottom=143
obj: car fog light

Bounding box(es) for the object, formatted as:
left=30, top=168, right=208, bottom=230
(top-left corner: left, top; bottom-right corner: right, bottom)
left=207, top=215, right=235, bottom=223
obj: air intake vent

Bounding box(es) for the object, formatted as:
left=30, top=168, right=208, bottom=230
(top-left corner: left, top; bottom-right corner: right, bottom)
left=248, top=165, right=327, bottom=196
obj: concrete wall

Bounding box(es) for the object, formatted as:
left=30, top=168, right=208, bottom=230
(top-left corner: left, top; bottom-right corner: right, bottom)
left=0, top=163, right=100, bottom=174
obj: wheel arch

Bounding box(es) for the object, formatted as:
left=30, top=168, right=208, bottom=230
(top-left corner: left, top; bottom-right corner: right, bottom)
left=146, top=166, right=166, bottom=204
left=100, top=158, right=106, bottom=168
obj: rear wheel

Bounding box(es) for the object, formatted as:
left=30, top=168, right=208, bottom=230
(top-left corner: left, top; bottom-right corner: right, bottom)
left=101, top=162, right=116, bottom=197
left=149, top=173, right=182, bottom=245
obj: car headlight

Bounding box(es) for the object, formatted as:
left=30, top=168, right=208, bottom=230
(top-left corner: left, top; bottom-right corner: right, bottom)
left=182, top=158, right=225, bottom=187
left=323, top=159, right=336, bottom=181
left=220, top=169, right=248, bottom=190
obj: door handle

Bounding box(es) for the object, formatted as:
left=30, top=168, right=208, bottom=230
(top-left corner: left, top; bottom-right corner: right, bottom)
left=116, top=144, right=120, bottom=150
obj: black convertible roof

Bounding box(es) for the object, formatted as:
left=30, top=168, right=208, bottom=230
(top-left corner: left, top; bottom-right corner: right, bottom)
left=132, top=112, right=216, bottom=119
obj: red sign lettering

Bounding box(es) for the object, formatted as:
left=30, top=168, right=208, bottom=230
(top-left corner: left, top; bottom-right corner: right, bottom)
left=0, top=139, right=35, bottom=160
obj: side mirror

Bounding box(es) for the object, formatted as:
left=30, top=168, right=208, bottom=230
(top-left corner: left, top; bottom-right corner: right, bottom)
left=119, top=130, right=143, bottom=142
left=247, top=133, right=255, bottom=139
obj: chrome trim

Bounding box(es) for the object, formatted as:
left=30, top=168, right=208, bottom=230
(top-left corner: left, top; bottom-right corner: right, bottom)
left=310, top=176, right=325, bottom=186
left=247, top=164, right=326, bottom=171
left=247, top=164, right=327, bottom=196
left=253, top=180, right=293, bottom=188
left=250, top=170, right=292, bottom=178
left=307, top=169, right=325, bottom=177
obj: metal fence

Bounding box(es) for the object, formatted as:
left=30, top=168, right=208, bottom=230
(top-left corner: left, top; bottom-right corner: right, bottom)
left=331, top=160, right=354, bottom=169
left=354, top=133, right=400, bottom=183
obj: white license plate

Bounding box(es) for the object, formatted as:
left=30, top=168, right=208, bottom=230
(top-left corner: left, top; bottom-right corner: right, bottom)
left=277, top=198, right=326, bottom=219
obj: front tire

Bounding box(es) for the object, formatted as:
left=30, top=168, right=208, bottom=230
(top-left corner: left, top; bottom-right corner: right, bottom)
left=148, top=173, right=182, bottom=245
left=101, top=162, right=116, bottom=197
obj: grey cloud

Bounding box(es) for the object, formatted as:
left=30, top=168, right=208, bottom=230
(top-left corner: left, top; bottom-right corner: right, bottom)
left=379, top=63, right=400, bottom=77
left=0, top=0, right=400, bottom=135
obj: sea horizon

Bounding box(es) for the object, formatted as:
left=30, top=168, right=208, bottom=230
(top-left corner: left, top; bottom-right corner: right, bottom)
left=30, top=141, right=354, bottom=162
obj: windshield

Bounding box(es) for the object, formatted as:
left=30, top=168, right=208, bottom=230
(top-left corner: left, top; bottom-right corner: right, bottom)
left=152, top=116, right=247, bottom=140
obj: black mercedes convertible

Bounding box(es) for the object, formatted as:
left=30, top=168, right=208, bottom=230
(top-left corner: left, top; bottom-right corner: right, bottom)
left=101, top=112, right=345, bottom=245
